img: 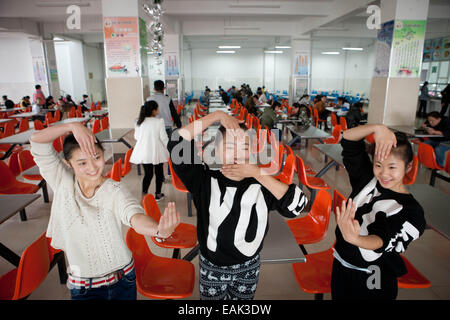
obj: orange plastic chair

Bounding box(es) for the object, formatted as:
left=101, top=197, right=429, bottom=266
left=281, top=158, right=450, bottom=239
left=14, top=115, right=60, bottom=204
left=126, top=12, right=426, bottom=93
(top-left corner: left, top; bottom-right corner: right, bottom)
left=258, top=137, right=283, bottom=175
left=121, top=148, right=133, bottom=177
left=403, top=155, right=418, bottom=185
left=397, top=255, right=431, bottom=289
left=44, top=112, right=54, bottom=126
left=142, top=194, right=197, bottom=258
left=331, top=112, right=338, bottom=128
left=125, top=228, right=195, bottom=299
left=339, top=117, right=348, bottom=131
left=18, top=150, right=42, bottom=181
left=92, top=119, right=101, bottom=134
left=109, top=158, right=122, bottom=182
left=0, top=233, right=50, bottom=300
left=333, top=189, right=346, bottom=217
left=52, top=137, right=63, bottom=153
left=168, top=158, right=194, bottom=217
left=296, top=155, right=330, bottom=202
left=323, top=125, right=341, bottom=144
left=33, top=119, right=45, bottom=130
left=0, top=161, right=39, bottom=195
left=18, top=118, right=29, bottom=133
left=313, top=108, right=327, bottom=129
left=100, top=117, right=109, bottom=131
left=274, top=153, right=295, bottom=184
left=292, top=246, right=334, bottom=300
left=287, top=189, right=332, bottom=245
left=68, top=107, right=76, bottom=118
left=433, top=152, right=450, bottom=184
left=53, top=110, right=61, bottom=122
left=417, top=143, right=443, bottom=186
left=8, top=151, right=21, bottom=176
left=75, top=109, right=83, bottom=118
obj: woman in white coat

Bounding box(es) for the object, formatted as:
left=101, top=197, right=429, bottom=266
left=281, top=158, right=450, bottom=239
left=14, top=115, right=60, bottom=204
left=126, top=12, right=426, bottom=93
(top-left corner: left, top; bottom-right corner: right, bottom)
left=130, top=100, right=169, bottom=201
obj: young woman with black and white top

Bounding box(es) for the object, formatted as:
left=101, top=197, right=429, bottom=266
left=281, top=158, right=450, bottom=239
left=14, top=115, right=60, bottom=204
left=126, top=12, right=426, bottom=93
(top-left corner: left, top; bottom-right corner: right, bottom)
left=332, top=124, right=426, bottom=300
left=168, top=110, right=308, bottom=300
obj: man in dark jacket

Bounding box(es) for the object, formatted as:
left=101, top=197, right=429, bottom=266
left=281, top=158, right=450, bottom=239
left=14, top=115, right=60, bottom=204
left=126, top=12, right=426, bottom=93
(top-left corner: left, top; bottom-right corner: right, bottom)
left=2, top=95, right=15, bottom=109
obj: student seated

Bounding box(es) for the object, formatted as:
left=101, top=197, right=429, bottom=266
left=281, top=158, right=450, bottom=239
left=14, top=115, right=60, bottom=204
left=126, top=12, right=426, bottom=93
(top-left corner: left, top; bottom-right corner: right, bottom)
left=313, top=95, right=330, bottom=130
left=332, top=124, right=426, bottom=300
left=2, top=95, right=15, bottom=109
left=421, top=111, right=450, bottom=167
left=32, top=97, right=46, bottom=122
left=168, top=110, right=308, bottom=300
left=19, top=96, right=31, bottom=111
left=199, top=88, right=211, bottom=107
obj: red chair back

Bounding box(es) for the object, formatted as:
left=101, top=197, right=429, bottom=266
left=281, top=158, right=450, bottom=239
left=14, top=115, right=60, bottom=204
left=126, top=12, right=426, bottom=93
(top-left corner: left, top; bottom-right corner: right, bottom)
left=18, top=118, right=29, bottom=133
left=3, top=122, right=15, bottom=137
left=332, top=189, right=346, bottom=219
left=0, top=161, right=17, bottom=191
left=309, top=189, right=332, bottom=237
left=418, top=143, right=441, bottom=170
left=68, top=107, right=76, bottom=118
left=331, top=112, right=338, bottom=127
left=274, top=153, right=295, bottom=184
left=52, top=138, right=63, bottom=153
left=339, top=117, right=347, bottom=131
left=18, top=150, right=37, bottom=172
left=122, top=148, right=133, bottom=177
left=168, top=159, right=188, bottom=192
left=8, top=151, right=21, bottom=176
left=110, top=158, right=122, bottom=182
left=100, top=117, right=109, bottom=131
left=142, top=194, right=162, bottom=223
left=92, top=119, right=101, bottom=134
left=33, top=120, right=45, bottom=130
left=403, top=155, right=418, bottom=185
left=54, top=110, right=61, bottom=122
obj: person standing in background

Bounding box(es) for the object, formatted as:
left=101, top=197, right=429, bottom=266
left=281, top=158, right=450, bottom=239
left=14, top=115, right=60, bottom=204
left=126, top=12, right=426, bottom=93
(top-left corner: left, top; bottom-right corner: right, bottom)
left=418, top=81, right=431, bottom=118
left=33, top=84, right=46, bottom=104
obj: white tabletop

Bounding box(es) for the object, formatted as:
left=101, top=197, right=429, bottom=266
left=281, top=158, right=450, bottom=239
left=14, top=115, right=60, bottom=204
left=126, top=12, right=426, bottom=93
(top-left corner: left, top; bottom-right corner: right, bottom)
left=0, top=129, right=35, bottom=144
left=0, top=194, right=41, bottom=225
left=9, top=112, right=39, bottom=118
left=389, top=125, right=443, bottom=138
left=0, top=119, right=13, bottom=124
left=288, top=125, right=331, bottom=139
left=0, top=107, right=24, bottom=112
left=50, top=117, right=91, bottom=126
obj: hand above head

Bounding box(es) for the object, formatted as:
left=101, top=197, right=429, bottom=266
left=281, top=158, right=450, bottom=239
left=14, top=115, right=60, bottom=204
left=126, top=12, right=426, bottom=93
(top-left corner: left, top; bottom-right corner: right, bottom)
left=70, top=122, right=98, bottom=159
left=373, top=125, right=397, bottom=161
left=157, top=202, right=181, bottom=239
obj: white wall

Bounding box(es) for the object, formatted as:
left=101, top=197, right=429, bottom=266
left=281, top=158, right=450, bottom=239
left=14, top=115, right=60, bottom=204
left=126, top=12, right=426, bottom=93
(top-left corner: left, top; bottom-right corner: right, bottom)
left=54, top=39, right=87, bottom=102
left=183, top=48, right=291, bottom=97
left=0, top=33, right=45, bottom=102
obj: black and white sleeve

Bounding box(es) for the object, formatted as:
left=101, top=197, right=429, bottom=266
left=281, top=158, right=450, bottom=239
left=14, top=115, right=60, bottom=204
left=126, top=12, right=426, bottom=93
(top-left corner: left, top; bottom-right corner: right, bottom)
left=263, top=183, right=308, bottom=218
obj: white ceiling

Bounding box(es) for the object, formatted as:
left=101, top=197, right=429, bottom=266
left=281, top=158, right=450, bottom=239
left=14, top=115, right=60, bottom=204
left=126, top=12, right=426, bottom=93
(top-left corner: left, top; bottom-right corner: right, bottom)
left=0, top=0, right=448, bottom=45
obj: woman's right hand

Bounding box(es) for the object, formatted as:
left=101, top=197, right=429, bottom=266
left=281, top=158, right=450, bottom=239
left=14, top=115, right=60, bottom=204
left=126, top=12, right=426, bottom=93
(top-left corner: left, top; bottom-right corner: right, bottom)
left=70, top=122, right=98, bottom=158
left=373, top=125, right=397, bottom=161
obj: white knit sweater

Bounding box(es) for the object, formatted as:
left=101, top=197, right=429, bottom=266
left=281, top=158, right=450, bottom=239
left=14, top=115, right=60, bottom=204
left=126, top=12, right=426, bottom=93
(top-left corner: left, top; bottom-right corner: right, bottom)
left=30, top=141, right=144, bottom=278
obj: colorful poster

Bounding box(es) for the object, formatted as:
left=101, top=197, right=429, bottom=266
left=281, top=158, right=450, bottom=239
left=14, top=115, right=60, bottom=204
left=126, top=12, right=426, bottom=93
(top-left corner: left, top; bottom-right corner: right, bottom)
left=373, top=20, right=394, bottom=77
left=164, top=52, right=179, bottom=78
left=440, top=36, right=450, bottom=61
left=423, top=39, right=432, bottom=62
left=103, top=17, right=140, bottom=77
left=32, top=56, right=47, bottom=83
left=293, top=52, right=309, bottom=77
left=389, top=20, right=426, bottom=78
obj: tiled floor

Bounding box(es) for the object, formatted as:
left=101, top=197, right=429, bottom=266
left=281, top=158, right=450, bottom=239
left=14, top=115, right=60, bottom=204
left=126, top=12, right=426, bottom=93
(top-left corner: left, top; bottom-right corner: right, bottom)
left=0, top=109, right=449, bottom=300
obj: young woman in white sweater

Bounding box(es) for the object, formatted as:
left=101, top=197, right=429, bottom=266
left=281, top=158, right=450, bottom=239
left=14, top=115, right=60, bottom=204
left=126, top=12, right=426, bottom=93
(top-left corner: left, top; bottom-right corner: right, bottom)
left=130, top=100, right=169, bottom=201
left=30, top=122, right=180, bottom=300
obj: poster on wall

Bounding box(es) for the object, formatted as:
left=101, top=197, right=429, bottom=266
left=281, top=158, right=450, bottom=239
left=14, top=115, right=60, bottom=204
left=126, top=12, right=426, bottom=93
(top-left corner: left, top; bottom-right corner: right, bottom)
left=423, top=39, right=432, bottom=62
left=164, top=52, right=179, bottom=79
left=389, top=20, right=426, bottom=78
left=440, top=36, right=450, bottom=61
left=293, top=52, right=309, bottom=77
left=32, top=56, right=47, bottom=83
left=103, top=16, right=140, bottom=78
left=373, top=20, right=394, bottom=77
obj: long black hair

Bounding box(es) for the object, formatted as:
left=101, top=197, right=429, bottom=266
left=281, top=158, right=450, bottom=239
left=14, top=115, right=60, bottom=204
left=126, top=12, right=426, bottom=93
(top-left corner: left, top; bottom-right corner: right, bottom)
left=137, top=100, right=159, bottom=126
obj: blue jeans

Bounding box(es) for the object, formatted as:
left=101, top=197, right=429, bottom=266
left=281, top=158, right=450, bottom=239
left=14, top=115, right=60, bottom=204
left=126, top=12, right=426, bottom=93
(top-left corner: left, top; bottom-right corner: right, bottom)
left=424, top=140, right=450, bottom=167
left=69, top=269, right=137, bottom=300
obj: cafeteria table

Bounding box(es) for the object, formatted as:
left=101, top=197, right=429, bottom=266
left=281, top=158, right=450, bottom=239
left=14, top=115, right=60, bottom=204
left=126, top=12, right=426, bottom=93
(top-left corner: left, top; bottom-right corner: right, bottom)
left=406, top=184, right=450, bottom=240
left=182, top=211, right=306, bottom=264
left=95, top=128, right=141, bottom=175
left=389, top=125, right=443, bottom=138
left=286, top=125, right=331, bottom=147
left=0, top=193, right=68, bottom=284
left=313, top=144, right=344, bottom=178
left=0, top=119, right=13, bottom=124
left=0, top=107, right=24, bottom=113
left=0, top=129, right=35, bottom=160
left=50, top=116, right=92, bottom=126
left=90, top=110, right=109, bottom=118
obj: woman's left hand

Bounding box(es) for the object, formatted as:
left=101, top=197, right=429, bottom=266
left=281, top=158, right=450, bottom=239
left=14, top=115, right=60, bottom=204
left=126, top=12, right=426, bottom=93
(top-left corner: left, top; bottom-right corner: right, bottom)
left=221, top=163, right=261, bottom=179
left=336, top=198, right=361, bottom=245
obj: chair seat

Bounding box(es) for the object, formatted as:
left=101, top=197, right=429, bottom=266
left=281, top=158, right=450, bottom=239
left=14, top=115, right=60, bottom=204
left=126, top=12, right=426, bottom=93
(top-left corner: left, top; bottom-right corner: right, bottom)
left=292, top=247, right=333, bottom=294
left=287, top=215, right=328, bottom=244
left=398, top=255, right=431, bottom=289
left=150, top=223, right=197, bottom=249
left=0, top=269, right=18, bottom=300
left=0, top=181, right=39, bottom=194
left=137, top=256, right=195, bottom=299
left=306, top=177, right=330, bottom=189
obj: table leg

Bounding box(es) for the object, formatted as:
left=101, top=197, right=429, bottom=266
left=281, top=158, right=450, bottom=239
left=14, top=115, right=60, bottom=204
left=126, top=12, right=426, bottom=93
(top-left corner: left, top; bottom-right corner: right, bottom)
left=182, top=244, right=199, bottom=261
left=39, top=179, right=49, bottom=203
left=315, top=160, right=337, bottom=178
left=287, top=135, right=301, bottom=147
left=19, top=209, right=27, bottom=221
left=172, top=249, right=181, bottom=259
left=51, top=251, right=68, bottom=284
left=0, top=242, right=21, bottom=267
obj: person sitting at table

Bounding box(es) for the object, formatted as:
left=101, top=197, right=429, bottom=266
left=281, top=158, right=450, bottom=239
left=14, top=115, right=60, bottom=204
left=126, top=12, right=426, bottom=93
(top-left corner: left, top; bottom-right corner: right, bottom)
left=32, top=97, right=46, bottom=122
left=167, top=110, right=308, bottom=300
left=313, top=95, right=330, bottom=130
left=2, top=95, right=15, bottom=109
left=65, top=94, right=77, bottom=107
left=345, top=101, right=363, bottom=129
left=257, top=90, right=267, bottom=105
left=421, top=111, right=450, bottom=167
left=244, top=94, right=258, bottom=116
left=335, top=97, right=350, bottom=118
left=19, top=96, right=31, bottom=111
left=45, top=96, right=56, bottom=109
left=219, top=89, right=230, bottom=105
left=130, top=100, right=168, bottom=202
left=298, top=94, right=312, bottom=107
left=199, top=88, right=211, bottom=107
left=79, top=94, right=90, bottom=113
left=29, top=122, right=180, bottom=300
left=260, top=101, right=282, bottom=141
left=332, top=124, right=426, bottom=300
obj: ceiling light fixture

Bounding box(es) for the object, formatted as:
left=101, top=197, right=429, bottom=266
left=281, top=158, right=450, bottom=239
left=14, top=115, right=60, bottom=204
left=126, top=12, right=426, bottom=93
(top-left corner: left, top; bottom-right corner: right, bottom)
left=218, top=45, right=241, bottom=49
left=321, top=51, right=340, bottom=55
left=216, top=50, right=236, bottom=54
left=265, top=50, right=283, bottom=54
left=342, top=47, right=363, bottom=51
left=275, top=46, right=291, bottom=49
